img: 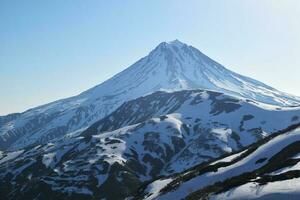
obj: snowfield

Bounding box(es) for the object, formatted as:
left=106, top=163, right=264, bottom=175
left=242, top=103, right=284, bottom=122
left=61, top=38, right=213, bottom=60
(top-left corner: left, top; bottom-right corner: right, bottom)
left=1, top=40, right=300, bottom=200
left=211, top=178, right=300, bottom=200
left=139, top=125, right=300, bottom=200
left=1, top=40, right=300, bottom=151
left=1, top=89, right=300, bottom=200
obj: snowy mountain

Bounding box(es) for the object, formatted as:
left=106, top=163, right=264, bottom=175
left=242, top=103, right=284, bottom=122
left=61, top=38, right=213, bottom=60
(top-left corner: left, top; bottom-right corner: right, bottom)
left=1, top=89, right=300, bottom=200
left=137, top=123, right=300, bottom=200
left=1, top=40, right=300, bottom=151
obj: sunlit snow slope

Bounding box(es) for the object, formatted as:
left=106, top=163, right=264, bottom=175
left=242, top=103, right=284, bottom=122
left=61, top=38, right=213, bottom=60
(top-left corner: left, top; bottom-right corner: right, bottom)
left=1, top=90, right=300, bottom=200
left=1, top=40, right=300, bottom=150
left=138, top=123, right=300, bottom=200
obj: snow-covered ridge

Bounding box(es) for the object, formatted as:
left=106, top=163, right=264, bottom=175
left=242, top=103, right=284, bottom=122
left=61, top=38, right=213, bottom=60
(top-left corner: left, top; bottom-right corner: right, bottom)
left=1, top=40, right=300, bottom=151
left=139, top=123, right=300, bottom=200
left=1, top=89, right=300, bottom=200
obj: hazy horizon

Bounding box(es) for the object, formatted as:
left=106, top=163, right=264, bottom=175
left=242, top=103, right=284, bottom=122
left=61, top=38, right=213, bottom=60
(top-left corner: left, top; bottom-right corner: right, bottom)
left=1, top=0, right=300, bottom=115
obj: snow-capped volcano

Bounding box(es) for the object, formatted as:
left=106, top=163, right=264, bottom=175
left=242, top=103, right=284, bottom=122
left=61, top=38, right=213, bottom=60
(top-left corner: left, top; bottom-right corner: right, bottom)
left=1, top=40, right=299, bottom=150
left=82, top=39, right=300, bottom=106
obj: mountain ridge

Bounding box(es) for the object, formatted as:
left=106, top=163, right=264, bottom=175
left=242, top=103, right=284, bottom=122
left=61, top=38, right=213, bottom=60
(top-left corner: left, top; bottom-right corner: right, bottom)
left=136, top=122, right=300, bottom=200
left=1, top=40, right=300, bottom=151
left=1, top=89, right=300, bottom=200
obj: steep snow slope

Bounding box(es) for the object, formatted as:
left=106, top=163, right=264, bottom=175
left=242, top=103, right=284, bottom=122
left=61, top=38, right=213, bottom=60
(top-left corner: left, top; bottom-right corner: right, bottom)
left=1, top=40, right=300, bottom=151
left=138, top=123, right=300, bottom=200
left=0, top=90, right=300, bottom=200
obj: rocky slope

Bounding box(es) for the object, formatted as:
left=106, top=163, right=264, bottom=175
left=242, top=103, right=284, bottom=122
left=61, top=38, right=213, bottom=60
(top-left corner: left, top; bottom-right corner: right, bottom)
left=1, top=90, right=300, bottom=200
left=1, top=40, right=300, bottom=151
left=136, top=123, right=300, bottom=200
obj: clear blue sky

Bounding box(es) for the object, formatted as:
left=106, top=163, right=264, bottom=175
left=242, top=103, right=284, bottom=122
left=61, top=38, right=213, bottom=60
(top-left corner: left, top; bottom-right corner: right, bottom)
left=1, top=0, right=300, bottom=115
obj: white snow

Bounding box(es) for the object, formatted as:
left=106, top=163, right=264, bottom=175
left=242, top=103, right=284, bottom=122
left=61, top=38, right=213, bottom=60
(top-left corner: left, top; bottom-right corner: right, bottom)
left=153, top=128, right=300, bottom=200
left=0, top=150, right=24, bottom=164
left=144, top=178, right=173, bottom=200
left=42, top=153, right=56, bottom=168
left=210, top=150, right=247, bottom=165
left=211, top=178, right=300, bottom=200
left=2, top=40, right=300, bottom=151
left=293, top=152, right=300, bottom=159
